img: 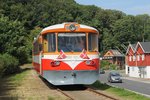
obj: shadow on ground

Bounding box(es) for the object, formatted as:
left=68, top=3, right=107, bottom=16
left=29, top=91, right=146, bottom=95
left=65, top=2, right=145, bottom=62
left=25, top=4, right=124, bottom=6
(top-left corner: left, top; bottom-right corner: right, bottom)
left=0, top=67, right=32, bottom=100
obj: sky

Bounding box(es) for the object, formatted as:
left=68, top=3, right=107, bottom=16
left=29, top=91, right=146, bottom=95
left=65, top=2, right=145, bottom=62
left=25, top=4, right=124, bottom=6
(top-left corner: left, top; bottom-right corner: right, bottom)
left=75, top=0, right=150, bottom=15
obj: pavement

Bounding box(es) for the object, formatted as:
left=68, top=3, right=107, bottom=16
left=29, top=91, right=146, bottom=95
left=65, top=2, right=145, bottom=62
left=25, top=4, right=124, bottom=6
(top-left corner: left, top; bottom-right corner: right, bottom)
left=122, top=75, right=150, bottom=84
left=100, top=70, right=150, bottom=98
left=118, top=70, right=150, bottom=84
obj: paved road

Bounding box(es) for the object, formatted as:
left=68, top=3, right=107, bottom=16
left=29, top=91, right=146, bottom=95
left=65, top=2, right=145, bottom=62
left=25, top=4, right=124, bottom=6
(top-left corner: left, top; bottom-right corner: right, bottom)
left=99, top=71, right=150, bottom=97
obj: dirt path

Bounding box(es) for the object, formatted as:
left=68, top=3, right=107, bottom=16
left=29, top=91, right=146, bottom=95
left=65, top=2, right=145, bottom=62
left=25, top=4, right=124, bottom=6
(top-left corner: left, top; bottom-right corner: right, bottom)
left=0, top=64, right=69, bottom=100
left=63, top=90, right=113, bottom=100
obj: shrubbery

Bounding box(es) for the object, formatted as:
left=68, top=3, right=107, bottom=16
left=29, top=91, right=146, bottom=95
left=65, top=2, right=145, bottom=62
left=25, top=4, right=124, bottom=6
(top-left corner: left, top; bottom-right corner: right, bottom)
left=100, top=60, right=117, bottom=70
left=100, top=60, right=110, bottom=70
left=0, top=15, right=30, bottom=65
left=0, top=54, right=20, bottom=77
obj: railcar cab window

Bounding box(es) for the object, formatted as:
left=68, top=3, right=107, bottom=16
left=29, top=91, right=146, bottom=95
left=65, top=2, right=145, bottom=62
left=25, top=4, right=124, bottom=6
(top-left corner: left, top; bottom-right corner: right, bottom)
left=58, top=33, right=86, bottom=52
left=43, top=33, right=56, bottom=52
left=88, top=33, right=98, bottom=52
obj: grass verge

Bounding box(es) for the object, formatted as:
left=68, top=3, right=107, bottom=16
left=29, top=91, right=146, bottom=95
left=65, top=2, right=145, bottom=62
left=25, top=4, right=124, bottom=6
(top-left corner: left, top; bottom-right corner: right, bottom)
left=92, top=81, right=150, bottom=100
left=7, top=70, right=29, bottom=85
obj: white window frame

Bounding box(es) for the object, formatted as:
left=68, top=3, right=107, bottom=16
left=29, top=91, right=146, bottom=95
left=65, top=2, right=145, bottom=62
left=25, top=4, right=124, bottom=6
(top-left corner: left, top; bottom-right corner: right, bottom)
left=129, top=56, right=132, bottom=61
left=137, top=55, right=140, bottom=61
left=133, top=55, right=136, bottom=61
left=142, top=54, right=145, bottom=61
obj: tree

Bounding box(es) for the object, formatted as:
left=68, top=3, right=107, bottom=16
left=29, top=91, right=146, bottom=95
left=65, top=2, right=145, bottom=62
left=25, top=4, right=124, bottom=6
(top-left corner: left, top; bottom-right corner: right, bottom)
left=0, top=15, right=29, bottom=64
left=0, top=0, right=150, bottom=58
left=134, top=14, right=150, bottom=42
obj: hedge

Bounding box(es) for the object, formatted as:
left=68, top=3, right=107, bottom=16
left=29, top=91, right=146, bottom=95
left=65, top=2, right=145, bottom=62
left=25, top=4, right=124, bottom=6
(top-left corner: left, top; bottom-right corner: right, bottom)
left=0, top=53, right=19, bottom=77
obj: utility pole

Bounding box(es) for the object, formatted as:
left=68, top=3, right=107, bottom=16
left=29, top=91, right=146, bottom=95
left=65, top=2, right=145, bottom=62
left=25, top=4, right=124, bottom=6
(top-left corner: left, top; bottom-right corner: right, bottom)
left=143, top=22, right=145, bottom=42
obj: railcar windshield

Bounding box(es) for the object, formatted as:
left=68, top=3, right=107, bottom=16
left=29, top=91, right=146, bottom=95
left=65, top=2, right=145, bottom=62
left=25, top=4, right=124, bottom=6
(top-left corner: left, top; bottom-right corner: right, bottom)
left=58, top=33, right=86, bottom=52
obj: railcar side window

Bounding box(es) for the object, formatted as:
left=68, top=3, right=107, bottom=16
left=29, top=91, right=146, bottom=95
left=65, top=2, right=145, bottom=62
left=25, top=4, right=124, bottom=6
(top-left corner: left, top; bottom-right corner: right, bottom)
left=88, top=33, right=98, bottom=52
left=43, top=33, right=56, bottom=52
left=33, top=41, right=39, bottom=54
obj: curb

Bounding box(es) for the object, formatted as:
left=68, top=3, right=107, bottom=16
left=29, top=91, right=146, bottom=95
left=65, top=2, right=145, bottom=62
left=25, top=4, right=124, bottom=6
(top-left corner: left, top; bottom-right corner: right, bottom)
left=122, top=77, right=150, bottom=84
left=100, top=81, right=150, bottom=98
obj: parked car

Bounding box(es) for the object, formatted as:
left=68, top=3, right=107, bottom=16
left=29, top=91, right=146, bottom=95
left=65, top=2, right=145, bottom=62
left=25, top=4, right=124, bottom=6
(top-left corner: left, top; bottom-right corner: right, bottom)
left=108, top=71, right=122, bottom=83
left=99, top=69, right=105, bottom=74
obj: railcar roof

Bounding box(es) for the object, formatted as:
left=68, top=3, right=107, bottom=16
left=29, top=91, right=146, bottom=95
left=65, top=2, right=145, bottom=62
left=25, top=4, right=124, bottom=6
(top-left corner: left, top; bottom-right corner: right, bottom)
left=41, top=22, right=99, bottom=33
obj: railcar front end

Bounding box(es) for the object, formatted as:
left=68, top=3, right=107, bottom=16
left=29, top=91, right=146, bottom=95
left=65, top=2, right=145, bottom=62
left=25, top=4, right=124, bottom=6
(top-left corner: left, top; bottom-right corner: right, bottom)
left=33, top=23, right=100, bottom=85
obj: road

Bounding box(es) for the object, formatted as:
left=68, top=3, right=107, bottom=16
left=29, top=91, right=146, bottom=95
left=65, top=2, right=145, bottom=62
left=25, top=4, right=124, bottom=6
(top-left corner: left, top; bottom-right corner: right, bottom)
left=99, top=71, right=150, bottom=97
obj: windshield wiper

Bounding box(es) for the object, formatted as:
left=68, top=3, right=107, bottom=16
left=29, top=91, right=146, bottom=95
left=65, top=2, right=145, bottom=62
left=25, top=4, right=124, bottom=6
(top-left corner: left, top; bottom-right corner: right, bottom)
left=64, top=45, right=73, bottom=52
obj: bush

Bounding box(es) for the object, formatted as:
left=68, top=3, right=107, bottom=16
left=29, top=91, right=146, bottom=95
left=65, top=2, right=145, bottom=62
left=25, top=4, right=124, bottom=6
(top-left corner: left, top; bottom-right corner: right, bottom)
left=100, top=60, right=118, bottom=70
left=100, top=60, right=110, bottom=70
left=0, top=59, right=4, bottom=77
left=0, top=15, right=29, bottom=65
left=110, top=64, right=117, bottom=70
left=0, top=54, right=20, bottom=77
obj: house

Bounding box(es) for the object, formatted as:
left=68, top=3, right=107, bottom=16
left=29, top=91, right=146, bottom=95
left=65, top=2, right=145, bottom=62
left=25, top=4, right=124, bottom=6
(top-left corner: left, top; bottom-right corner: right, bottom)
left=125, top=43, right=136, bottom=74
left=103, top=49, right=125, bottom=69
left=126, top=42, right=150, bottom=78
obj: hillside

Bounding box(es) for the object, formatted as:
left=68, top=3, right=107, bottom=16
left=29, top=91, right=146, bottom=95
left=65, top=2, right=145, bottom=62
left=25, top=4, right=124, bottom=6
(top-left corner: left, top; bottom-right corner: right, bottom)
left=0, top=0, right=150, bottom=72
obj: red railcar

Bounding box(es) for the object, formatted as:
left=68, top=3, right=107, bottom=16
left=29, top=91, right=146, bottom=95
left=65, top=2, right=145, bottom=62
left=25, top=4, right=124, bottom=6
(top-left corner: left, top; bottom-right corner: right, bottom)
left=33, top=22, right=100, bottom=85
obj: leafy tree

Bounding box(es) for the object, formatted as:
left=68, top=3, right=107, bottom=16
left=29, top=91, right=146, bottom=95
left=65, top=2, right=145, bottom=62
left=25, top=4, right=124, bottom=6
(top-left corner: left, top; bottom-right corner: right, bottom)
left=109, top=16, right=137, bottom=52
left=134, top=14, right=150, bottom=42
left=0, top=0, right=150, bottom=63
left=0, top=15, right=29, bottom=64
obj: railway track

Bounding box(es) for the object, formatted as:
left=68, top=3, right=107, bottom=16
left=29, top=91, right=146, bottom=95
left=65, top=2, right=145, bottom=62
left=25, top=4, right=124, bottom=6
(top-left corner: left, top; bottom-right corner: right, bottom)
left=56, top=88, right=74, bottom=100
left=41, top=75, right=118, bottom=100
left=55, top=85, right=118, bottom=100
left=86, top=87, right=118, bottom=100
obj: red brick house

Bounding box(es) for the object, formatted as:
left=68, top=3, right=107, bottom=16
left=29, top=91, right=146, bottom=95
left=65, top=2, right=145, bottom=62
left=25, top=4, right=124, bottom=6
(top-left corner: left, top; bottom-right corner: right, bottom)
left=103, top=49, right=125, bottom=69
left=126, top=42, right=150, bottom=78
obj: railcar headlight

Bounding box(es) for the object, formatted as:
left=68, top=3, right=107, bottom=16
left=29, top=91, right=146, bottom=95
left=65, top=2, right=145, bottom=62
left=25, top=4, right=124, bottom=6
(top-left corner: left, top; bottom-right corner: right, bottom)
left=51, top=61, right=60, bottom=66
left=69, top=24, right=76, bottom=31
left=85, top=60, right=95, bottom=66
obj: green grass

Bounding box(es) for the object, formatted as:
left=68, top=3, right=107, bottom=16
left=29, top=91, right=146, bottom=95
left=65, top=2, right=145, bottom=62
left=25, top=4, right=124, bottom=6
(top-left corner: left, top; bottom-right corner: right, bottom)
left=8, top=70, right=29, bottom=85
left=48, top=96, right=55, bottom=100
left=92, top=81, right=150, bottom=100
